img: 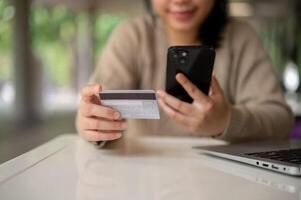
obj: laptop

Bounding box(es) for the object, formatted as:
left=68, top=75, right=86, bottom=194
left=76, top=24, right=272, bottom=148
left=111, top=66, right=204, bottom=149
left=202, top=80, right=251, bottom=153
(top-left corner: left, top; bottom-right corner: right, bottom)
left=194, top=140, right=301, bottom=176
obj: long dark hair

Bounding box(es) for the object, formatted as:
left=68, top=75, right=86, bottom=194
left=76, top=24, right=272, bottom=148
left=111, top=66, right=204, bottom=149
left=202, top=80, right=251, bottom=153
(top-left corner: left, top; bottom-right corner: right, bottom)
left=144, top=0, right=229, bottom=48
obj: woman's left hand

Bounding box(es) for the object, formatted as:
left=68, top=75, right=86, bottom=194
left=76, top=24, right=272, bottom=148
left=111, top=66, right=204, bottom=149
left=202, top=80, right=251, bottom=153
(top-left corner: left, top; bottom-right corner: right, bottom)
left=156, top=73, right=230, bottom=137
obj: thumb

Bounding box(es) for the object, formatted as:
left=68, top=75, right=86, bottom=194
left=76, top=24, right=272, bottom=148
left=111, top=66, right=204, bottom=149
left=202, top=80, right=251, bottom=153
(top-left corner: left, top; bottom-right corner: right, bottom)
left=81, top=84, right=102, bottom=103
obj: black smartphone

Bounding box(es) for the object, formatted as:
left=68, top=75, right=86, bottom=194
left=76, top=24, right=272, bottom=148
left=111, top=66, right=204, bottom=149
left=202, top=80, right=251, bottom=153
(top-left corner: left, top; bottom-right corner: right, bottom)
left=166, top=45, right=215, bottom=103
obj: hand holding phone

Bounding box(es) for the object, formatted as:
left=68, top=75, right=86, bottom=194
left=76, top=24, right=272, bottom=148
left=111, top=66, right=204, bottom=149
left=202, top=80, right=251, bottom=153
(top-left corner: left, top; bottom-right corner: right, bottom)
left=158, top=45, right=229, bottom=137
left=158, top=73, right=230, bottom=137
left=166, top=45, right=215, bottom=103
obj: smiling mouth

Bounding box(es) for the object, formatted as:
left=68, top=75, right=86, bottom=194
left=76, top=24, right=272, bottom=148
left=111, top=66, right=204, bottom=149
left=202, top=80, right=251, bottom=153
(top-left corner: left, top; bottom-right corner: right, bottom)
left=168, top=8, right=197, bottom=21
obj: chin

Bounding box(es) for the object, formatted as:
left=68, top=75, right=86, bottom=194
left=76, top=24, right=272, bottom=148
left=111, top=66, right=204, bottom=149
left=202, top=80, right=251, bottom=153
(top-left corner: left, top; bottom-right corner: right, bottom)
left=169, top=20, right=199, bottom=32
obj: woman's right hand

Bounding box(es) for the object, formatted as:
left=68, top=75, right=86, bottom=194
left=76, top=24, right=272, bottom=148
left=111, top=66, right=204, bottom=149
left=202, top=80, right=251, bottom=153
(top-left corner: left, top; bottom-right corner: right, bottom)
left=76, top=84, right=127, bottom=142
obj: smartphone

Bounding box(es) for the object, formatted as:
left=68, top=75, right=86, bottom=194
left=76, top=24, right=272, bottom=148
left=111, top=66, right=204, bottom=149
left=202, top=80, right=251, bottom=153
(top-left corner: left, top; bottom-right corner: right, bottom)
left=166, top=45, right=215, bottom=103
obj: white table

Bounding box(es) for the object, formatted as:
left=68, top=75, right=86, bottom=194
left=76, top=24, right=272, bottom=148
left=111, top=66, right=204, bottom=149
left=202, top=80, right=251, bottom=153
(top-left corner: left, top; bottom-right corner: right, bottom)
left=0, top=134, right=300, bottom=200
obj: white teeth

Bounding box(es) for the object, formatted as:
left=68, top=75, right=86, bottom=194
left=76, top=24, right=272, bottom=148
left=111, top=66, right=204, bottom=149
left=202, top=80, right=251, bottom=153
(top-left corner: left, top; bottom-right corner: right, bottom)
left=171, top=10, right=190, bottom=13
left=169, top=8, right=195, bottom=13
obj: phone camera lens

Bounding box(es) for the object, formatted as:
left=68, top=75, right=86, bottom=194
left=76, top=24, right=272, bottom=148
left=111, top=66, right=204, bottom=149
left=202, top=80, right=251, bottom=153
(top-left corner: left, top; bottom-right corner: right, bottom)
left=181, top=51, right=188, bottom=57
left=180, top=59, right=186, bottom=64
left=172, top=51, right=179, bottom=59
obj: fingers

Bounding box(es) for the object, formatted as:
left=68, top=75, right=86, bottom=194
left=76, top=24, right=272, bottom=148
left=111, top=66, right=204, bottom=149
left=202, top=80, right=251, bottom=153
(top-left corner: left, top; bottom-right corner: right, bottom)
left=81, top=84, right=102, bottom=103
left=175, top=73, right=209, bottom=103
left=158, top=98, right=195, bottom=128
left=80, top=103, right=120, bottom=120
left=80, top=130, right=122, bottom=142
left=78, top=84, right=126, bottom=142
left=77, top=114, right=126, bottom=142
left=82, top=117, right=127, bottom=131
left=156, top=90, right=196, bottom=116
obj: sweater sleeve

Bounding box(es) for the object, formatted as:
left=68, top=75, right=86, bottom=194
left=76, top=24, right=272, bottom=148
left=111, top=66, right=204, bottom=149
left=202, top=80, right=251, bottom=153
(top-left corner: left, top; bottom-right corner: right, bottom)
left=220, top=21, right=294, bottom=142
left=89, top=19, right=140, bottom=90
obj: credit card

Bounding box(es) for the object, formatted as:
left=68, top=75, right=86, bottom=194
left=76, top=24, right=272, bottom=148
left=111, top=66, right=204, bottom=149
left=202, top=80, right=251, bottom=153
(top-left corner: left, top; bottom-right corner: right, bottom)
left=99, top=90, right=160, bottom=119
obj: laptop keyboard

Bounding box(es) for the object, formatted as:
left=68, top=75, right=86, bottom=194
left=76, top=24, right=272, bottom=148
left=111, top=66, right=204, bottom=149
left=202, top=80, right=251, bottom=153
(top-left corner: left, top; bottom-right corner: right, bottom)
left=246, top=148, right=301, bottom=165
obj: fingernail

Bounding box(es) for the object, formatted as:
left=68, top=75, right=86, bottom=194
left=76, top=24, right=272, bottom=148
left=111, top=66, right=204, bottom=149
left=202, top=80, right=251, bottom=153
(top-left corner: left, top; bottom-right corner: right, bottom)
left=114, top=112, right=121, bottom=119
left=176, top=73, right=182, bottom=78
left=156, top=90, right=163, bottom=97
left=115, top=133, right=122, bottom=139
left=96, top=84, right=102, bottom=92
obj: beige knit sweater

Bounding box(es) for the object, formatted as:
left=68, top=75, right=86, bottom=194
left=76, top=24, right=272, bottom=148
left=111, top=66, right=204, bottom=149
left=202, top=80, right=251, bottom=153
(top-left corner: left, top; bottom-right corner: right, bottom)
left=89, top=15, right=293, bottom=142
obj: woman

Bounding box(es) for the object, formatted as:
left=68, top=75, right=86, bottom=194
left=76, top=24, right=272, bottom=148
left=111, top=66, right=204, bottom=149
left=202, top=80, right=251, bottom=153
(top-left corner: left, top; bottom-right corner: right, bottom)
left=76, top=0, right=293, bottom=143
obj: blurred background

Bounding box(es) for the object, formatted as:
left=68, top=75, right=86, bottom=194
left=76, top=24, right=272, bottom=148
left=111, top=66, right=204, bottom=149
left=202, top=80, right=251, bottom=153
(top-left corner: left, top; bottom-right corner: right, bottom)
left=0, top=0, right=300, bottom=164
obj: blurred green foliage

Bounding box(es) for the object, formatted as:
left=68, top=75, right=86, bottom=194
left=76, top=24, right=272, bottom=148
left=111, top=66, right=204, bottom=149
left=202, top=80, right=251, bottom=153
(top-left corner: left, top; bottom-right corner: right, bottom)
left=0, top=0, right=125, bottom=87
left=0, top=0, right=13, bottom=80
left=31, top=6, right=76, bottom=87
left=30, top=6, right=125, bottom=87
left=259, top=20, right=288, bottom=76
left=95, top=14, right=125, bottom=55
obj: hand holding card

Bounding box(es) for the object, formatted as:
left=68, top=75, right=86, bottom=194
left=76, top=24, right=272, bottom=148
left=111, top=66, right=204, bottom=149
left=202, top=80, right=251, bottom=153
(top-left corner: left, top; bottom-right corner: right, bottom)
left=100, top=90, right=160, bottom=119
left=76, top=84, right=127, bottom=142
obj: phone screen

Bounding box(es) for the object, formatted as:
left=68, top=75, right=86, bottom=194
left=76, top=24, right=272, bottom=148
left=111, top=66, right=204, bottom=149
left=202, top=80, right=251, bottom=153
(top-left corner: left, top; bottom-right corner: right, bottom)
left=165, top=46, right=215, bottom=103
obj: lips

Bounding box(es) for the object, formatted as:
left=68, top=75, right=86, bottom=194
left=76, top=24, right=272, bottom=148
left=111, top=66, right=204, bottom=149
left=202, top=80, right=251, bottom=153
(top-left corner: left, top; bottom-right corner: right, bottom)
left=168, top=8, right=197, bottom=21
